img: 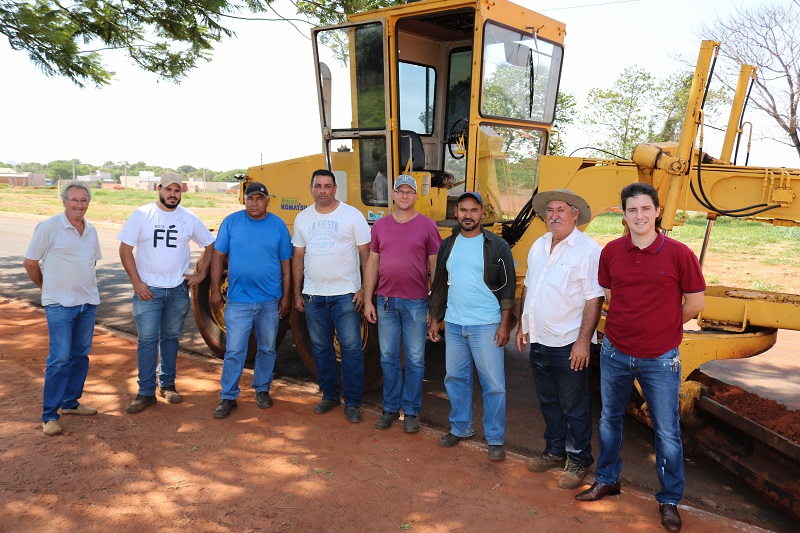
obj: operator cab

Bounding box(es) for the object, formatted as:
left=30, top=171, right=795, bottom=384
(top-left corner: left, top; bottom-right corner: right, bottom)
left=312, top=1, right=564, bottom=236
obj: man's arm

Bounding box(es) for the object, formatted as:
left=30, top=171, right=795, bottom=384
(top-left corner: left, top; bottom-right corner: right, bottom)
left=292, top=246, right=306, bottom=312
left=209, top=249, right=227, bottom=312
left=682, top=292, right=705, bottom=323
left=22, top=258, right=43, bottom=289
left=569, top=296, right=604, bottom=371
left=352, top=243, right=370, bottom=311
left=279, top=258, right=292, bottom=319
left=494, top=308, right=514, bottom=348
left=362, top=251, right=380, bottom=324
left=119, top=242, right=153, bottom=301
left=515, top=286, right=528, bottom=352
left=184, top=244, right=215, bottom=288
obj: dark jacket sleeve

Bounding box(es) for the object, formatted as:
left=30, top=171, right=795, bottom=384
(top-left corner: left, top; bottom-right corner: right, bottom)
left=428, top=235, right=453, bottom=320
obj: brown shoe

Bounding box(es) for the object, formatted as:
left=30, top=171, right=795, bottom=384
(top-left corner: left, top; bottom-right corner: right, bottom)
left=558, top=458, right=589, bottom=490
left=43, top=420, right=63, bottom=436
left=659, top=504, right=682, bottom=532
left=159, top=386, right=183, bottom=404
left=575, top=481, right=621, bottom=501
left=127, top=394, right=157, bottom=414
left=527, top=452, right=566, bottom=473
left=61, top=404, right=98, bottom=416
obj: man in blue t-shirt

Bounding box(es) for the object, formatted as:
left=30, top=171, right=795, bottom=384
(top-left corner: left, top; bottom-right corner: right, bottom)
left=210, top=182, right=293, bottom=419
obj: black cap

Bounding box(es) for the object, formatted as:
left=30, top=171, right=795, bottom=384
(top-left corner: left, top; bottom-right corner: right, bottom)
left=245, top=182, right=269, bottom=198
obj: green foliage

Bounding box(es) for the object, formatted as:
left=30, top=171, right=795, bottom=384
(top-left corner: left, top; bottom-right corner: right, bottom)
left=212, top=169, right=247, bottom=182
left=583, top=67, right=730, bottom=158
left=295, top=0, right=402, bottom=26
left=549, top=92, right=576, bottom=155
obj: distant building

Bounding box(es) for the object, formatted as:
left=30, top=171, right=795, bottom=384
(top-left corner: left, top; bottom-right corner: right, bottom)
left=0, top=168, right=47, bottom=186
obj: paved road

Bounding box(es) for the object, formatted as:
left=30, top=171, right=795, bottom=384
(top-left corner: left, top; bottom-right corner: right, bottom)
left=2, top=213, right=796, bottom=531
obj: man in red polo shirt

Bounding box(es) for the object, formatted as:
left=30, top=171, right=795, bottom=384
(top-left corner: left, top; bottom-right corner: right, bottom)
left=575, top=183, right=705, bottom=533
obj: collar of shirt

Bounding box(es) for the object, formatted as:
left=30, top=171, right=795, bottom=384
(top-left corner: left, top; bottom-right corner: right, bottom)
left=623, top=232, right=666, bottom=254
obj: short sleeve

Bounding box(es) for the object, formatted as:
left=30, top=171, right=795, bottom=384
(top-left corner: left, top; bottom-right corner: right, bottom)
left=25, top=221, right=52, bottom=261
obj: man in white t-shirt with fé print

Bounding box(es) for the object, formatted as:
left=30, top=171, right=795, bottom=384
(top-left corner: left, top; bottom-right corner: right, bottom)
left=118, top=172, right=215, bottom=414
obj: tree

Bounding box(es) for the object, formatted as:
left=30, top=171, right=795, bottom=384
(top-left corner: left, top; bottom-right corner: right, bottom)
left=582, top=67, right=728, bottom=158
left=1, top=1, right=404, bottom=87
left=549, top=92, right=576, bottom=155
left=698, top=1, right=800, bottom=159
left=583, top=66, right=656, bottom=158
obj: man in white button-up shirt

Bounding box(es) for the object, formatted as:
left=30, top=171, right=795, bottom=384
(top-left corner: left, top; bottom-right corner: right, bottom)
left=515, top=189, right=604, bottom=490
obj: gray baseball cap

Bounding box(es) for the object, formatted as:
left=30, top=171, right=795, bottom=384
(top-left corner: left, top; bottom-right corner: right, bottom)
left=393, top=174, right=417, bottom=191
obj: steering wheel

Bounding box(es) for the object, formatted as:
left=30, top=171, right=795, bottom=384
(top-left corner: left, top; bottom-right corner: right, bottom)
left=447, top=118, right=470, bottom=160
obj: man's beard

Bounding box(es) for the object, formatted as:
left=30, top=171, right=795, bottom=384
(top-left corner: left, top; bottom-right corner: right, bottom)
left=159, top=193, right=181, bottom=208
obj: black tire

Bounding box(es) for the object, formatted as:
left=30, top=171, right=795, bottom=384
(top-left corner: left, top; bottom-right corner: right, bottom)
left=289, top=304, right=382, bottom=391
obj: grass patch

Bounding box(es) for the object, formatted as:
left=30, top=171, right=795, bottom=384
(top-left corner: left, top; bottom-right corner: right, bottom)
left=0, top=186, right=241, bottom=226
left=585, top=212, right=800, bottom=250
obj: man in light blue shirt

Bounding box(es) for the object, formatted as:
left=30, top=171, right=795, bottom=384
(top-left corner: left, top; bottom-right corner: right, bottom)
left=428, top=191, right=516, bottom=461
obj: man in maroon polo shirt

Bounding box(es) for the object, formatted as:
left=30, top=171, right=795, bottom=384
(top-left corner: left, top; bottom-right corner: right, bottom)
left=575, top=182, right=705, bottom=533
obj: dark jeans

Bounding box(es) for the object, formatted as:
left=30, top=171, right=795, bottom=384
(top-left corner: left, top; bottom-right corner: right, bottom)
left=529, top=342, right=593, bottom=467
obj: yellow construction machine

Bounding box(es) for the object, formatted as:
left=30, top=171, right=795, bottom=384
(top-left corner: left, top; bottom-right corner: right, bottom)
left=190, top=0, right=800, bottom=518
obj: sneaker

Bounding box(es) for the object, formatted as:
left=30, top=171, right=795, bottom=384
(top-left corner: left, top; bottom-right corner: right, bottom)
left=403, top=415, right=420, bottom=434
left=488, top=445, right=506, bottom=461
left=126, top=394, right=157, bottom=414
left=345, top=406, right=362, bottom=423
left=213, top=399, right=238, bottom=419
left=527, top=452, right=567, bottom=473
left=61, top=404, right=97, bottom=416
left=438, top=432, right=470, bottom=448
left=375, top=411, right=399, bottom=430
left=314, top=398, right=341, bottom=414
left=42, top=420, right=62, bottom=436
left=558, top=458, right=589, bottom=490
left=159, top=386, right=182, bottom=404
left=255, top=391, right=273, bottom=409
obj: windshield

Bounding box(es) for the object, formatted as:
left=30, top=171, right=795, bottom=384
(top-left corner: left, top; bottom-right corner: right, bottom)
left=315, top=23, right=386, bottom=131
left=480, top=22, right=562, bottom=124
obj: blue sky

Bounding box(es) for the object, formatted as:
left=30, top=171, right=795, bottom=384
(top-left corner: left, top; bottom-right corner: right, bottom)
left=1, top=0, right=795, bottom=171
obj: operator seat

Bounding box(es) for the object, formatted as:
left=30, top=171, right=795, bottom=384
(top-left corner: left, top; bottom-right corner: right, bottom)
left=399, top=130, right=452, bottom=187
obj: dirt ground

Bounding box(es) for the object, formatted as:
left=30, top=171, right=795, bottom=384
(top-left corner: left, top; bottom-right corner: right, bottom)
left=0, top=299, right=770, bottom=533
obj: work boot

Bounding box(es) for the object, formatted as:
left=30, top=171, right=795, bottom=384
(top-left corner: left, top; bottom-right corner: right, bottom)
left=158, top=386, right=182, bottom=404
left=403, top=415, right=420, bottom=434
left=439, top=432, right=470, bottom=448
left=314, top=398, right=341, bottom=414
left=61, top=404, right=98, bottom=416
left=659, top=504, right=682, bottom=532
left=213, top=399, right=238, bottom=419
left=488, top=445, right=506, bottom=461
left=345, top=406, right=362, bottom=423
left=375, top=411, right=399, bottom=430
left=526, top=452, right=567, bottom=473
left=43, top=420, right=63, bottom=436
left=255, top=391, right=273, bottom=409
left=558, top=458, right=589, bottom=490
left=127, top=395, right=157, bottom=414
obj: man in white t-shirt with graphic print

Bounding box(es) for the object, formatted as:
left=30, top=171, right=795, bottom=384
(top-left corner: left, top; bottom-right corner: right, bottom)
left=292, top=169, right=371, bottom=424
left=118, top=172, right=215, bottom=414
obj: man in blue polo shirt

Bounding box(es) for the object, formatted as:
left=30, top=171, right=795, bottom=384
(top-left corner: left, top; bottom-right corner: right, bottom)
left=210, top=182, right=292, bottom=418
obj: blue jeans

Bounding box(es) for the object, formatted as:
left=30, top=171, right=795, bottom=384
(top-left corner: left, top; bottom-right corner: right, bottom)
left=529, top=342, right=593, bottom=467
left=132, top=282, right=191, bottom=396
left=596, top=337, right=684, bottom=505
left=443, top=322, right=506, bottom=445
left=303, top=294, right=364, bottom=407
left=220, top=300, right=280, bottom=400
left=42, top=304, right=98, bottom=422
left=376, top=296, right=428, bottom=416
